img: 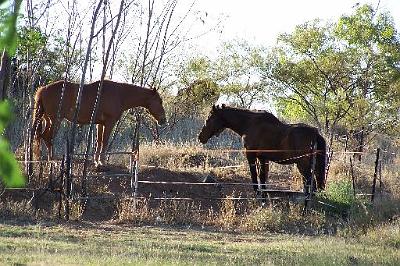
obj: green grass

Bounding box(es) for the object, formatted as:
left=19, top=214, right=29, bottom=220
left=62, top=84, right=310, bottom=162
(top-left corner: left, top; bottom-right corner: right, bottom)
left=0, top=222, right=399, bottom=265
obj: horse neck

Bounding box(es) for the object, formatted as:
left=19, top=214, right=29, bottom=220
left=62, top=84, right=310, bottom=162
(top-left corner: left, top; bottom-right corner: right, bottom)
left=117, top=83, right=153, bottom=111
left=220, top=109, right=250, bottom=136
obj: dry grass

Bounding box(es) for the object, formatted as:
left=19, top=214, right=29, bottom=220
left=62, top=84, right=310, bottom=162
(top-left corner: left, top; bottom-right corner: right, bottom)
left=137, top=141, right=242, bottom=169
left=2, top=141, right=399, bottom=236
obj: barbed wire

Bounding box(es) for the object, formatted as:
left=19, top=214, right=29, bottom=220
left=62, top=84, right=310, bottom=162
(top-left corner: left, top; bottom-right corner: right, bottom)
left=9, top=144, right=393, bottom=214
left=17, top=145, right=397, bottom=165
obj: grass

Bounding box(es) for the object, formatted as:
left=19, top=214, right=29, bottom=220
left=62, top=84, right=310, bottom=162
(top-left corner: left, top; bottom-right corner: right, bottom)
left=0, top=221, right=399, bottom=265
left=5, top=142, right=400, bottom=233
left=3, top=142, right=399, bottom=264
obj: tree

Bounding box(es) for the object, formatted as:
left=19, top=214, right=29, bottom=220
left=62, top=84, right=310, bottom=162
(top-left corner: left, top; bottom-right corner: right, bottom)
left=334, top=4, right=400, bottom=150
left=0, top=0, right=22, bottom=100
left=261, top=4, right=400, bottom=150
left=0, top=101, right=24, bottom=187
left=176, top=39, right=267, bottom=112
left=175, top=56, right=219, bottom=116
left=0, top=0, right=24, bottom=187
left=16, top=26, right=84, bottom=84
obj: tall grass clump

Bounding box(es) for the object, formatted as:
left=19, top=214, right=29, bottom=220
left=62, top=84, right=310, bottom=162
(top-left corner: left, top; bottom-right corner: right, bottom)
left=217, top=196, right=238, bottom=230
left=241, top=203, right=328, bottom=235
left=323, top=179, right=356, bottom=210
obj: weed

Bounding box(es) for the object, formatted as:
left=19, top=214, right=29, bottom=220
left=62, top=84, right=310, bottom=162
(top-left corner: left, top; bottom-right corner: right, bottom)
left=217, top=196, right=237, bottom=230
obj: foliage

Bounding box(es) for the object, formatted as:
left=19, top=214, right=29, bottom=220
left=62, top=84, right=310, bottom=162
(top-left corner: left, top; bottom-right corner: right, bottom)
left=0, top=0, right=22, bottom=55
left=16, top=26, right=84, bottom=84
left=324, top=179, right=356, bottom=207
left=0, top=0, right=24, bottom=188
left=175, top=77, right=220, bottom=116
left=176, top=39, right=267, bottom=114
left=262, top=4, right=400, bottom=136
left=215, top=40, right=267, bottom=108
left=275, top=95, right=309, bottom=122
left=317, top=178, right=372, bottom=221
left=0, top=100, right=24, bottom=187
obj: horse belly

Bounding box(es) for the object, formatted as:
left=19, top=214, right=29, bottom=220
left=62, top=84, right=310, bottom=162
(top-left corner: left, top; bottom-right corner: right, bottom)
left=67, top=93, right=109, bottom=124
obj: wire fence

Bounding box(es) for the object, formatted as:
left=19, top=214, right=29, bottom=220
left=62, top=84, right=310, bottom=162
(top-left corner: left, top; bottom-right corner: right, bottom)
left=5, top=143, right=395, bottom=220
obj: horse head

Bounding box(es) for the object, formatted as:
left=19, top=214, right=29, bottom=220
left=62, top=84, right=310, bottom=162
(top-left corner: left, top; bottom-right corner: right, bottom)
left=147, top=87, right=167, bottom=125
left=198, top=105, right=226, bottom=144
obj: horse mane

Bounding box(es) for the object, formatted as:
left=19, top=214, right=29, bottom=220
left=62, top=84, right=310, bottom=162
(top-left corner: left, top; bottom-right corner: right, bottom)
left=219, top=105, right=282, bottom=124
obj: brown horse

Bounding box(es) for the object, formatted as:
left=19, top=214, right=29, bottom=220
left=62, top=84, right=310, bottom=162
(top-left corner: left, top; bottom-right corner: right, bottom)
left=198, top=105, right=326, bottom=195
left=31, top=79, right=166, bottom=166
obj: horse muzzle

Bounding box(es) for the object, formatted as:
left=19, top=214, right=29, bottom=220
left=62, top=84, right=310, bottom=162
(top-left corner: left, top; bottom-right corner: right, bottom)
left=158, top=117, right=167, bottom=125
left=198, top=132, right=209, bottom=144
left=198, top=135, right=206, bottom=144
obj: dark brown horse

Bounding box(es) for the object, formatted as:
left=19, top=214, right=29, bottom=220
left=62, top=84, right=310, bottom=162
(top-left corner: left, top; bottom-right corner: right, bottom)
left=198, top=105, right=326, bottom=194
left=31, top=79, right=166, bottom=166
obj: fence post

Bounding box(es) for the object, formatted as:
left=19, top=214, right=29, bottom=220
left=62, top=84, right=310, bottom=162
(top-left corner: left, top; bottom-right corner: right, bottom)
left=58, top=154, right=65, bottom=219
left=131, top=117, right=140, bottom=209
left=344, top=134, right=349, bottom=163
left=371, top=148, right=380, bottom=203
left=64, top=140, right=71, bottom=220
left=303, top=141, right=317, bottom=215
left=379, top=158, right=383, bottom=199
left=349, top=157, right=356, bottom=197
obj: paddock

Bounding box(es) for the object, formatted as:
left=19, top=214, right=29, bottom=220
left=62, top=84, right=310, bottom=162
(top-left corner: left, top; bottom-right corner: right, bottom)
left=1, top=138, right=391, bottom=221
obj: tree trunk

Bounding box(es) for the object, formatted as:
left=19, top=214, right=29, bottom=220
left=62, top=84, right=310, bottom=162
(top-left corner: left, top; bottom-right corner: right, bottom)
left=357, top=126, right=365, bottom=162
left=352, top=126, right=365, bottom=162
left=0, top=49, right=10, bottom=101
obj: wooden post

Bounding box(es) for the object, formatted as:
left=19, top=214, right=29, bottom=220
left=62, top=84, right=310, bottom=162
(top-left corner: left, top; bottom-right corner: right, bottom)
left=303, top=141, right=317, bottom=215
left=49, top=161, right=54, bottom=190
left=371, top=148, right=380, bottom=203
left=358, top=127, right=365, bottom=162
left=64, top=140, right=71, bottom=220
left=350, top=157, right=356, bottom=197
left=379, top=158, right=383, bottom=199
left=131, top=117, right=140, bottom=208
left=344, top=134, right=349, bottom=163
left=309, top=142, right=317, bottom=196
left=58, top=154, right=65, bottom=219
left=0, top=49, right=10, bottom=101
left=325, top=149, right=334, bottom=182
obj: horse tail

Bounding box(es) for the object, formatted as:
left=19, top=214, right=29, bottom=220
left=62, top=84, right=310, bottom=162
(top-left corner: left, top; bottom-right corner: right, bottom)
left=31, top=88, right=44, bottom=160
left=315, top=133, right=327, bottom=190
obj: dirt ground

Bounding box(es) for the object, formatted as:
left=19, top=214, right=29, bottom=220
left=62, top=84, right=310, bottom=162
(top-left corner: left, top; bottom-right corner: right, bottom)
left=1, top=160, right=303, bottom=221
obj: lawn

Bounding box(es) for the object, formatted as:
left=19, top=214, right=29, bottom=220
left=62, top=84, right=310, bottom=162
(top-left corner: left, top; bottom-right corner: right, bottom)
left=0, top=222, right=398, bottom=265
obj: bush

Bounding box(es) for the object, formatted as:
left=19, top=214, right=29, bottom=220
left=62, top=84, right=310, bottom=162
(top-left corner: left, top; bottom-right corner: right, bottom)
left=318, top=178, right=359, bottom=216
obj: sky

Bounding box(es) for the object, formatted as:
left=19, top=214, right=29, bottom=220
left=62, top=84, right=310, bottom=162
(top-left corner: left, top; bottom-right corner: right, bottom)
left=21, top=0, right=400, bottom=88
left=191, top=0, right=400, bottom=54
left=180, top=0, right=400, bottom=109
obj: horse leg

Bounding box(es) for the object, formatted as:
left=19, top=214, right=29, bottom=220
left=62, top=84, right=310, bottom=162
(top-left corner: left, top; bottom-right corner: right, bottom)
left=94, top=124, right=105, bottom=167
left=246, top=152, right=259, bottom=195
left=32, top=117, right=43, bottom=161
left=98, top=121, right=116, bottom=166
left=258, top=157, right=270, bottom=201
left=41, top=116, right=55, bottom=161
left=258, top=158, right=269, bottom=191
left=40, top=117, right=58, bottom=190
left=296, top=160, right=312, bottom=195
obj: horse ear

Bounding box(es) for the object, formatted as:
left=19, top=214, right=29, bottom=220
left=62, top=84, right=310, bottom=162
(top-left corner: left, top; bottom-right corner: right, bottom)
left=147, top=83, right=157, bottom=93
left=221, top=104, right=226, bottom=108
left=212, top=105, right=217, bottom=111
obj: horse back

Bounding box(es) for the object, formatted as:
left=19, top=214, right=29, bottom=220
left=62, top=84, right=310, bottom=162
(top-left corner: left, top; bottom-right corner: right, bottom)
left=36, top=80, right=126, bottom=123
left=286, top=123, right=321, bottom=147
left=35, top=81, right=78, bottom=117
